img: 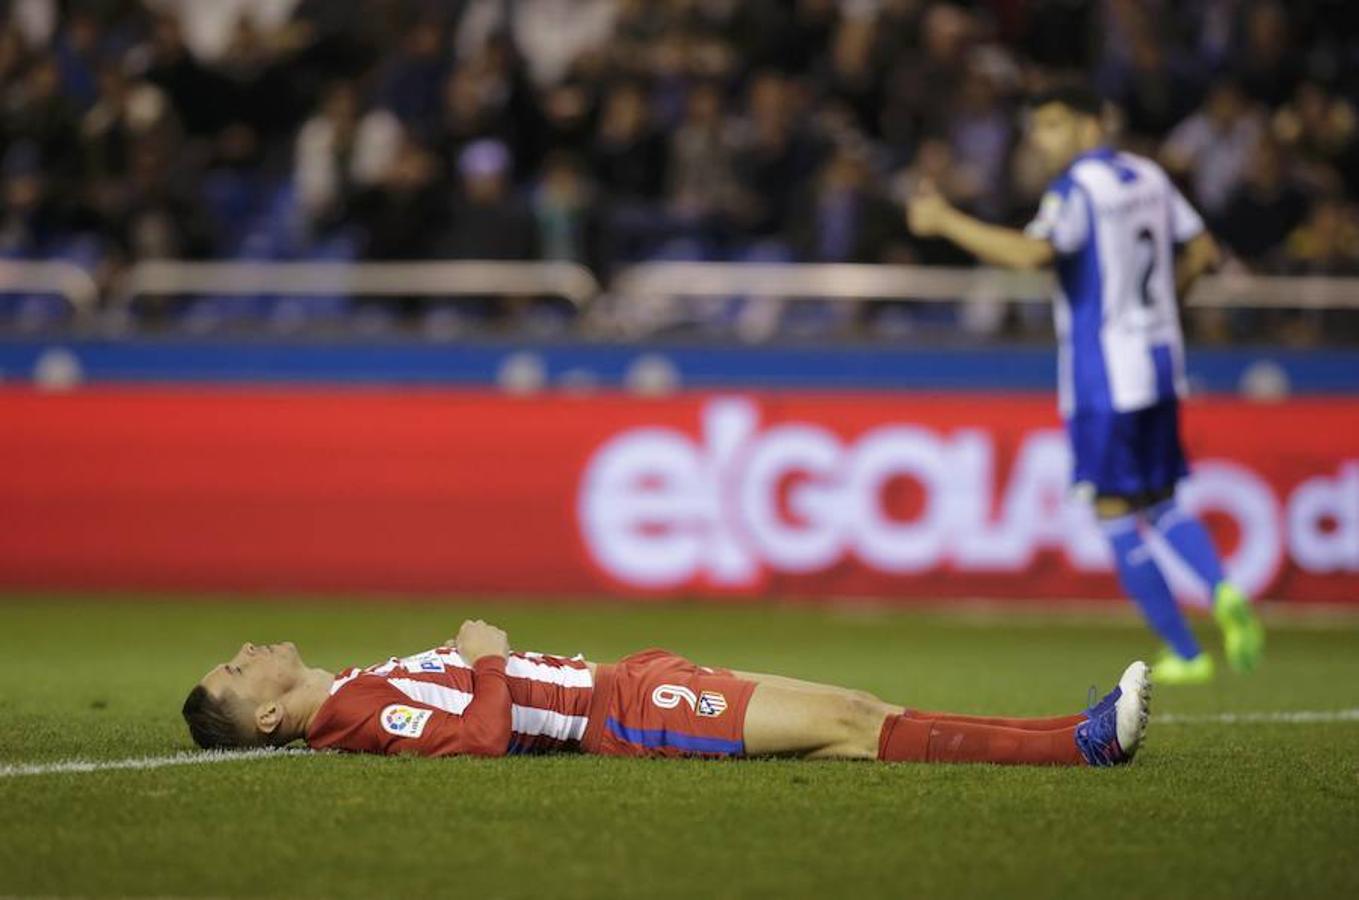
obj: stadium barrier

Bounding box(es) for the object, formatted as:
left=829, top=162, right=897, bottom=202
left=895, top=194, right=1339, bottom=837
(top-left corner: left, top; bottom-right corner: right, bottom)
left=0, top=259, right=100, bottom=323
left=83, top=260, right=1359, bottom=337
left=116, top=259, right=600, bottom=311
left=605, top=262, right=1359, bottom=336
left=1, top=388, right=1354, bottom=604
left=610, top=261, right=1359, bottom=308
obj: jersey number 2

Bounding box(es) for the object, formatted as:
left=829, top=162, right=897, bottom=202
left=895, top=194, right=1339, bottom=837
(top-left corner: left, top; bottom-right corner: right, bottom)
left=1133, top=227, right=1158, bottom=308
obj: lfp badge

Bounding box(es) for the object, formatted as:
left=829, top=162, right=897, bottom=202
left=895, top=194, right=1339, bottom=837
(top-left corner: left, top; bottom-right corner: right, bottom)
left=380, top=704, right=433, bottom=738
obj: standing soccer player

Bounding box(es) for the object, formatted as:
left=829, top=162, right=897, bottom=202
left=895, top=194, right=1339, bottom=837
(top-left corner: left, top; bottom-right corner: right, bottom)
left=906, top=85, right=1263, bottom=684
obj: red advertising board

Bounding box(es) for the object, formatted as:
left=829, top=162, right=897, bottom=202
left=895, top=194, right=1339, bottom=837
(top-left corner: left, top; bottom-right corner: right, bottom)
left=0, top=388, right=1355, bottom=603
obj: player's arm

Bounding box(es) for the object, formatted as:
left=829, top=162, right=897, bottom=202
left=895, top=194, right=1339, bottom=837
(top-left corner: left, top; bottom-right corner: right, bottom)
left=1169, top=180, right=1220, bottom=300
left=1175, top=231, right=1220, bottom=299
left=907, top=181, right=1056, bottom=270
left=368, top=620, right=512, bottom=758
left=445, top=619, right=513, bottom=756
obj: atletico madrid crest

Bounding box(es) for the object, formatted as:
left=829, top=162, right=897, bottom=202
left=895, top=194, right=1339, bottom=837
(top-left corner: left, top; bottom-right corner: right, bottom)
left=696, top=690, right=728, bottom=718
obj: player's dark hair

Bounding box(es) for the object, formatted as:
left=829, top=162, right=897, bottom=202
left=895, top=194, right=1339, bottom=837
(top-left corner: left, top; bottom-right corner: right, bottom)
left=182, top=684, right=248, bottom=750
left=1026, top=84, right=1103, bottom=118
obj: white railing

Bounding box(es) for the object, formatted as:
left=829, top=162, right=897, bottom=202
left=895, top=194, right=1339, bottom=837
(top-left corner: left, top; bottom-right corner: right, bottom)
left=6, top=259, right=1359, bottom=335
left=0, top=259, right=101, bottom=322
left=1188, top=272, right=1359, bottom=309
left=602, top=262, right=1359, bottom=337
left=116, top=260, right=601, bottom=310
left=611, top=262, right=1359, bottom=308
left=611, top=262, right=1053, bottom=304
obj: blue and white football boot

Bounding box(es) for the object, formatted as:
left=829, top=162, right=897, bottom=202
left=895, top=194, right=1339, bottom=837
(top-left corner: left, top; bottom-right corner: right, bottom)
left=1075, top=661, right=1151, bottom=767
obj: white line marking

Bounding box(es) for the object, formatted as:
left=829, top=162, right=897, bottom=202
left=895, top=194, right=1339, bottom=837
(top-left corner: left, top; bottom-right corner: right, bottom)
left=0, top=747, right=311, bottom=779
left=1155, top=708, right=1359, bottom=725
left=4, top=709, right=1358, bottom=777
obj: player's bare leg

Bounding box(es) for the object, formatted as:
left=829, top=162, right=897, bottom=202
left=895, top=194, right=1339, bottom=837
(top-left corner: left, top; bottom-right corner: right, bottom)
left=732, top=670, right=1089, bottom=732
left=741, top=680, right=899, bottom=759
left=731, top=670, right=899, bottom=705
left=738, top=662, right=1152, bottom=766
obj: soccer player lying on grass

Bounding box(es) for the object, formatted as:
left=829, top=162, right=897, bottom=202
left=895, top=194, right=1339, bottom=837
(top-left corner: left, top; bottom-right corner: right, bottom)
left=184, top=620, right=1153, bottom=767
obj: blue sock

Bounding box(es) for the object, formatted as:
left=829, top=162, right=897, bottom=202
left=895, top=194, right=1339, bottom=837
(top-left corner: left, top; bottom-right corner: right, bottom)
left=1103, top=515, right=1202, bottom=659
left=1149, top=499, right=1225, bottom=591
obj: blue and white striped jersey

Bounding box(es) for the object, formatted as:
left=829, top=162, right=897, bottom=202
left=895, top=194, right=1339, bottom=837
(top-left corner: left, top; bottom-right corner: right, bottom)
left=1025, top=147, right=1205, bottom=417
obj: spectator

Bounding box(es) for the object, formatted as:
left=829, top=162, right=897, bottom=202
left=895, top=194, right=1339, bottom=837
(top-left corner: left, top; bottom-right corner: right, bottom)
left=881, top=3, right=975, bottom=151
left=0, top=141, right=62, bottom=257
left=1216, top=136, right=1310, bottom=266
left=80, top=67, right=174, bottom=241
left=456, top=0, right=618, bottom=88
left=437, top=138, right=538, bottom=262
left=6, top=57, right=81, bottom=178
left=947, top=66, right=1014, bottom=221
left=1100, top=22, right=1200, bottom=140
left=140, top=13, right=232, bottom=137
left=822, top=12, right=884, bottom=140
left=667, top=81, right=741, bottom=225
left=430, top=59, right=520, bottom=173
left=592, top=81, right=668, bottom=202
left=531, top=151, right=602, bottom=272
left=294, top=80, right=400, bottom=232
left=1283, top=198, right=1359, bottom=275
left=80, top=64, right=159, bottom=184
left=787, top=143, right=902, bottom=265
left=373, top=19, right=449, bottom=127
left=1235, top=0, right=1302, bottom=108
left=1161, top=78, right=1264, bottom=218
left=1272, top=81, right=1359, bottom=197
left=107, top=136, right=213, bottom=262
left=51, top=10, right=102, bottom=109
left=151, top=0, right=303, bottom=64
left=350, top=135, right=448, bottom=261
left=732, top=70, right=827, bottom=237
left=1283, top=197, right=1359, bottom=343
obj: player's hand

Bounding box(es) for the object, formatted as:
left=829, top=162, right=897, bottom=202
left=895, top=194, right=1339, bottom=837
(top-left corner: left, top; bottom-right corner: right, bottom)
left=906, top=179, right=952, bottom=237
left=454, top=619, right=510, bottom=664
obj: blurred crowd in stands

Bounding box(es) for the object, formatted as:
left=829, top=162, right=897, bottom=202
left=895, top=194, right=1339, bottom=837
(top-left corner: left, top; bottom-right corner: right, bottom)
left=1, top=0, right=1358, bottom=341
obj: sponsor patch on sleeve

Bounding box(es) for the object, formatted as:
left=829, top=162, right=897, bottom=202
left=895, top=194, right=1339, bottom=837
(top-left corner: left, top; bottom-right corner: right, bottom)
left=380, top=704, right=433, bottom=739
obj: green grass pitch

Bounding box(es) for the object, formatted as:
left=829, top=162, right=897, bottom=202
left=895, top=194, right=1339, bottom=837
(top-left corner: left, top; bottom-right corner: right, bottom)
left=1, top=596, right=1356, bottom=899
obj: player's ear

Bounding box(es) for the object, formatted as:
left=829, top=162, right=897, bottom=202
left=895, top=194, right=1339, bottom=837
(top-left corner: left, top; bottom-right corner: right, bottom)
left=255, top=701, right=283, bottom=738
left=1081, top=113, right=1104, bottom=144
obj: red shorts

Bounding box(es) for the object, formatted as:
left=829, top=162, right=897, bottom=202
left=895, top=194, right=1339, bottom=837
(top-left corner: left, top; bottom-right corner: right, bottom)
left=580, top=649, right=757, bottom=758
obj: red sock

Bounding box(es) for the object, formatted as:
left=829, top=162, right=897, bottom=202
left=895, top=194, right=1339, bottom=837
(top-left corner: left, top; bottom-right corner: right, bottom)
left=877, top=714, right=1086, bottom=766
left=904, top=708, right=1086, bottom=732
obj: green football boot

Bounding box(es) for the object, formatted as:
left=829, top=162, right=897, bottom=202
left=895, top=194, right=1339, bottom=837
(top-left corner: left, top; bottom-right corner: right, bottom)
left=1213, top=583, right=1265, bottom=673
left=1152, top=649, right=1215, bottom=685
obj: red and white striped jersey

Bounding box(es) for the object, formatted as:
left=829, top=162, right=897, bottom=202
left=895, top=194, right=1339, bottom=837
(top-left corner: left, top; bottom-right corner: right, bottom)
left=305, top=647, right=593, bottom=757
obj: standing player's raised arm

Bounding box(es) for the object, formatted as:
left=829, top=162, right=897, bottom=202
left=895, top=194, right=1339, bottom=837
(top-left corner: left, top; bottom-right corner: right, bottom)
left=907, top=180, right=1057, bottom=271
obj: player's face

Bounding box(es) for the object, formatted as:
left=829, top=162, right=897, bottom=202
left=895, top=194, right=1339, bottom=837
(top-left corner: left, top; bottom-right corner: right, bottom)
left=1027, top=103, right=1089, bottom=174
left=198, top=641, right=306, bottom=709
